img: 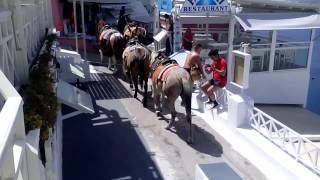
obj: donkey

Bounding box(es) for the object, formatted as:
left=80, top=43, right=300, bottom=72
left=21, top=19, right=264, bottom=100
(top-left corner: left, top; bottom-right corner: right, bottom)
left=98, top=25, right=125, bottom=71
left=123, top=24, right=146, bottom=43
left=150, top=50, right=194, bottom=144
left=122, top=38, right=151, bottom=107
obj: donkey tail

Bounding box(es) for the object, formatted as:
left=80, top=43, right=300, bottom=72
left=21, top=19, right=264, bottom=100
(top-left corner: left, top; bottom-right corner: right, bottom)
left=181, top=76, right=192, bottom=116
left=181, top=71, right=193, bottom=143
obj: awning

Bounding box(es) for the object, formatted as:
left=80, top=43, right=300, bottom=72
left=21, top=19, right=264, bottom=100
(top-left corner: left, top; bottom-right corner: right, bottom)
left=130, top=16, right=153, bottom=23
left=129, top=1, right=153, bottom=23
left=67, top=0, right=127, bottom=3
left=153, top=29, right=168, bottom=42
left=234, top=13, right=320, bottom=31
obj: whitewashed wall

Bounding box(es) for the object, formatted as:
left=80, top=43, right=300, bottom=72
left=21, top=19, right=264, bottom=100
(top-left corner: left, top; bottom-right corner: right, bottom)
left=244, top=69, right=309, bottom=105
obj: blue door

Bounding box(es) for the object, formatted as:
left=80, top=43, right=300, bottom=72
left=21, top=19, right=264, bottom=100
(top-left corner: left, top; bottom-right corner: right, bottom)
left=307, top=30, right=320, bottom=115
left=307, top=69, right=320, bottom=115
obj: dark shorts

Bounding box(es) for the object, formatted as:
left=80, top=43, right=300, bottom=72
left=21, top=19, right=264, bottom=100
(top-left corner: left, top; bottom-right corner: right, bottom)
left=209, top=79, right=221, bottom=86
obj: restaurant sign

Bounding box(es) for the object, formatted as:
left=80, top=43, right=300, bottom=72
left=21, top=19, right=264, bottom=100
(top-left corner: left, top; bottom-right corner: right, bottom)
left=180, top=0, right=230, bottom=15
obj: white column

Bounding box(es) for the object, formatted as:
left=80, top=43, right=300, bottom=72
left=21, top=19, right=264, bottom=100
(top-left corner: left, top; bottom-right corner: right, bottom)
left=73, top=0, right=78, bottom=52
left=269, top=30, right=277, bottom=72
left=205, top=12, right=209, bottom=41
left=81, top=0, right=86, bottom=59
left=227, top=16, right=235, bottom=84
left=304, top=29, right=316, bottom=108
left=228, top=94, right=254, bottom=128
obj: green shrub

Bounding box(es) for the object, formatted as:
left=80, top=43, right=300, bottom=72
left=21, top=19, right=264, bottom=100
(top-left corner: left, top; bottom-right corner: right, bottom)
left=23, top=34, right=58, bottom=140
left=24, top=114, right=43, bottom=130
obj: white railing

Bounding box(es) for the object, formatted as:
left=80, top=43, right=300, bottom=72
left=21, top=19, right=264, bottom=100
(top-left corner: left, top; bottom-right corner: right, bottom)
left=0, top=1, right=55, bottom=179
left=0, top=70, right=26, bottom=180
left=19, top=2, right=45, bottom=62
left=0, top=10, right=18, bottom=86
left=0, top=0, right=53, bottom=87
left=249, top=107, right=320, bottom=175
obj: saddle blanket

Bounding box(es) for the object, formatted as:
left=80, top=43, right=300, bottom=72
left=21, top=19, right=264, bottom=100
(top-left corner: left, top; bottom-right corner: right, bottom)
left=152, top=64, right=179, bottom=82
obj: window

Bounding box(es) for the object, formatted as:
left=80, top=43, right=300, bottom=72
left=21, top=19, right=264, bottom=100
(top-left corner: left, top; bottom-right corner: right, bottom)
left=274, top=48, right=308, bottom=70
left=277, top=29, right=311, bottom=43
left=250, top=49, right=270, bottom=72
left=233, top=26, right=272, bottom=72
left=274, top=29, right=311, bottom=70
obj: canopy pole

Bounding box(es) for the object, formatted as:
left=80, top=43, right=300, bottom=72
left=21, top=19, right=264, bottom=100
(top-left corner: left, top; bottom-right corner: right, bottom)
left=81, top=0, right=87, bottom=59
left=206, top=12, right=209, bottom=41
left=73, top=0, right=78, bottom=52
left=227, top=16, right=236, bottom=84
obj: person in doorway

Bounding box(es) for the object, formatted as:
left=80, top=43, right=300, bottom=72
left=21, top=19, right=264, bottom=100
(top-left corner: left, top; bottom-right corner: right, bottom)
left=201, top=49, right=227, bottom=109
left=182, top=28, right=193, bottom=50
left=183, top=43, right=205, bottom=81
left=164, top=14, right=173, bottom=56
left=117, top=6, right=130, bottom=33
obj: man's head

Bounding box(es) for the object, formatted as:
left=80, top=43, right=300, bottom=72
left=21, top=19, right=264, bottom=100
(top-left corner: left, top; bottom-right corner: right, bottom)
left=193, top=43, right=202, bottom=54
left=208, top=49, right=219, bottom=61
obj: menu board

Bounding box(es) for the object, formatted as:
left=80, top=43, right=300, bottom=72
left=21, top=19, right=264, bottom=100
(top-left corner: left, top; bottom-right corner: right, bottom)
left=230, top=50, right=251, bottom=90
left=233, top=55, right=245, bottom=86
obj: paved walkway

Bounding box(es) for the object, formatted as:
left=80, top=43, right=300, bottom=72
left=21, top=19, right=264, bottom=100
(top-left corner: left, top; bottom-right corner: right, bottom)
left=59, top=50, right=245, bottom=180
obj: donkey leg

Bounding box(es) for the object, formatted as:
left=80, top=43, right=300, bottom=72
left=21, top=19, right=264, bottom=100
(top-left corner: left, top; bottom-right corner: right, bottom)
left=99, top=49, right=104, bottom=64
left=186, top=114, right=193, bottom=144
left=112, top=55, right=117, bottom=71
left=166, top=99, right=177, bottom=130
left=132, top=75, right=138, bottom=98
left=107, top=56, right=111, bottom=69
left=127, top=72, right=133, bottom=89
left=153, top=84, right=161, bottom=117
left=142, top=78, right=148, bottom=107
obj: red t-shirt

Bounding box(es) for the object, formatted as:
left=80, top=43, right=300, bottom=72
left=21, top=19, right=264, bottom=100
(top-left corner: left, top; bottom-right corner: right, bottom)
left=212, top=58, right=227, bottom=87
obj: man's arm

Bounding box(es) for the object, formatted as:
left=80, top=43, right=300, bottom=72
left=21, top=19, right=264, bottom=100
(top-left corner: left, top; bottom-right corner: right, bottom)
left=215, top=61, right=227, bottom=76
left=215, top=68, right=226, bottom=76
left=196, top=56, right=205, bottom=77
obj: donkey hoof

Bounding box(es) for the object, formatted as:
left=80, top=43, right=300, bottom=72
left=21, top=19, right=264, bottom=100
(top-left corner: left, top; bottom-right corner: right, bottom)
left=187, top=137, right=193, bottom=144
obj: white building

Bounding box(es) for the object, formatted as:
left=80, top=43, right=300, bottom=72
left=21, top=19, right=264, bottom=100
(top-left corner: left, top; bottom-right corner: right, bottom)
left=154, top=0, right=320, bottom=114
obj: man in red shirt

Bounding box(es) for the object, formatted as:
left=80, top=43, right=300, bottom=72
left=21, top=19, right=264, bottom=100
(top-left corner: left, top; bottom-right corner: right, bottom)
left=201, top=49, right=227, bottom=108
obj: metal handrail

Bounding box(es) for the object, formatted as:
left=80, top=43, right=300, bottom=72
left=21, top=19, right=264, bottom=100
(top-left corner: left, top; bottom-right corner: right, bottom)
left=249, top=107, right=320, bottom=175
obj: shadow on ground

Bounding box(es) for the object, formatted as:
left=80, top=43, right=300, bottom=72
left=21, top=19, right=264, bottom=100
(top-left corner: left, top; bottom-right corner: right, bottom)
left=62, top=76, right=163, bottom=179
left=62, top=102, right=163, bottom=180
left=75, top=73, right=132, bottom=100
left=143, top=97, right=223, bottom=158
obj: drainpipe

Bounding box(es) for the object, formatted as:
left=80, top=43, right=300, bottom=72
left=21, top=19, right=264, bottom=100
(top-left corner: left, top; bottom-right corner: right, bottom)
left=227, top=4, right=236, bottom=84
left=80, top=0, right=86, bottom=59
left=73, top=0, right=78, bottom=53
